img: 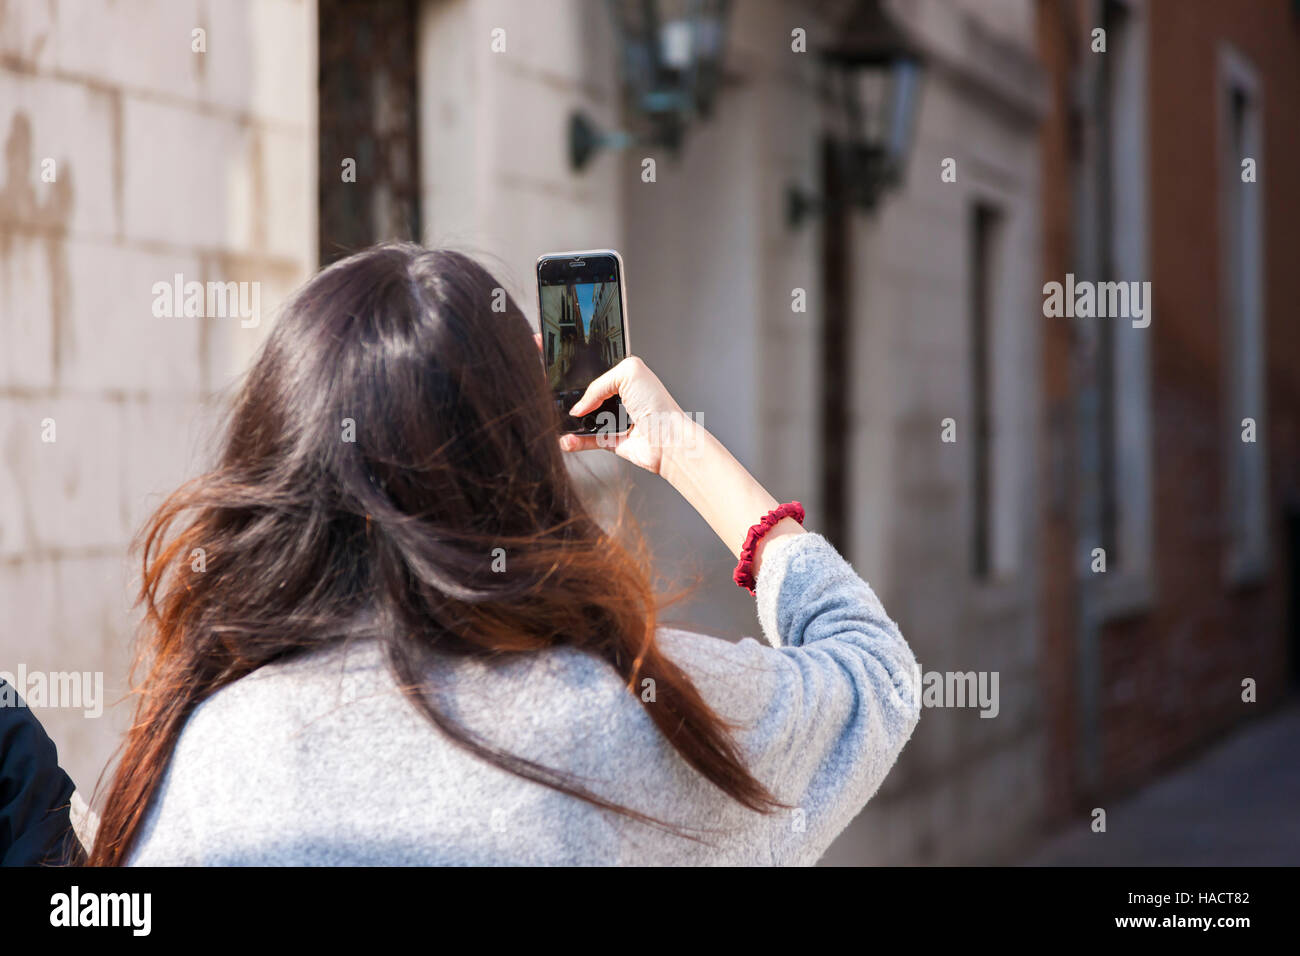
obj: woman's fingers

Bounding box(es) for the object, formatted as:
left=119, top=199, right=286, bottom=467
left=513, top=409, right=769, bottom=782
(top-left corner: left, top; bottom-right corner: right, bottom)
left=557, top=398, right=666, bottom=475
left=569, top=355, right=647, bottom=417
left=559, top=432, right=620, bottom=453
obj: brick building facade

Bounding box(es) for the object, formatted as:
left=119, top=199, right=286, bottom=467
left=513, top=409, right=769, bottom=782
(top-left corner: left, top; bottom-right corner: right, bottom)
left=1036, top=0, right=1300, bottom=823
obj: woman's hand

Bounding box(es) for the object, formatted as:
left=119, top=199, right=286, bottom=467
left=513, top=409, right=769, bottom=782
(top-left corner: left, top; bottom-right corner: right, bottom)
left=559, top=356, right=687, bottom=476
left=556, top=354, right=804, bottom=564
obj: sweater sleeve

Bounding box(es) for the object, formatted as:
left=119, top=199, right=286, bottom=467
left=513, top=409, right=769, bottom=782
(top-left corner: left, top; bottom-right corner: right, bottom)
left=659, top=532, right=921, bottom=865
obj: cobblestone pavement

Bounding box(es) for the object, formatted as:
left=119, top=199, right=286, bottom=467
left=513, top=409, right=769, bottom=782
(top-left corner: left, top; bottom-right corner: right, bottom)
left=1024, top=701, right=1300, bottom=865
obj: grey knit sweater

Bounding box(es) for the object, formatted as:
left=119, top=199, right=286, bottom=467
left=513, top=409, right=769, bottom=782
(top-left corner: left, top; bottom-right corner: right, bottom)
left=127, top=532, right=921, bottom=865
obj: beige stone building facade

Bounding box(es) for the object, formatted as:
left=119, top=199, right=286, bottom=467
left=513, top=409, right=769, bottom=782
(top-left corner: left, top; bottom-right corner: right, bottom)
left=2, top=0, right=1048, bottom=863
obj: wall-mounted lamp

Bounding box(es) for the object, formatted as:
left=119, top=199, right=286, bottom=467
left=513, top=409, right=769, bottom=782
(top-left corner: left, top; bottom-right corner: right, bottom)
left=787, top=0, right=923, bottom=227
left=571, top=0, right=731, bottom=171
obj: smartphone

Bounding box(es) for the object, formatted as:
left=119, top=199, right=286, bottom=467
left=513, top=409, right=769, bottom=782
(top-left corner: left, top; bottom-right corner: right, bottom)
left=536, top=249, right=631, bottom=435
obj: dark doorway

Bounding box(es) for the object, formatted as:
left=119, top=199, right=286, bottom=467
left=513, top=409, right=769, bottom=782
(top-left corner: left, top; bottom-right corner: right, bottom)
left=318, top=0, right=421, bottom=265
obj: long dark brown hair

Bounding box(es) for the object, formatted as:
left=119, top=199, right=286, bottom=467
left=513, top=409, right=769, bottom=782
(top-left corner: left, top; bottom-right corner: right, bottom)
left=89, top=243, right=780, bottom=865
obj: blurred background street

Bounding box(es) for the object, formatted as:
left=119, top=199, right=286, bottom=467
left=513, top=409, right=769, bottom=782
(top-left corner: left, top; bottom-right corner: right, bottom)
left=1024, top=701, right=1300, bottom=865
left=1, top=0, right=1297, bottom=864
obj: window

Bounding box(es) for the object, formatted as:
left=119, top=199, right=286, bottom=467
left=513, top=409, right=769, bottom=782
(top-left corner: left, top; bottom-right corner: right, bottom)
left=1095, top=0, right=1125, bottom=567
left=1219, top=47, right=1266, bottom=584
left=970, top=203, right=999, bottom=580
left=1085, top=0, right=1153, bottom=614
left=967, top=196, right=1029, bottom=586
left=318, top=0, right=421, bottom=265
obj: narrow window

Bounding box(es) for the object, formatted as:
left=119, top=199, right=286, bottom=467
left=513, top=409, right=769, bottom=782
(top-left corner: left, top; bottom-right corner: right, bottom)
left=970, top=203, right=1001, bottom=580
left=1220, top=50, right=1266, bottom=582
left=318, top=0, right=422, bottom=265
left=1087, top=0, right=1154, bottom=614
left=1095, top=0, right=1128, bottom=566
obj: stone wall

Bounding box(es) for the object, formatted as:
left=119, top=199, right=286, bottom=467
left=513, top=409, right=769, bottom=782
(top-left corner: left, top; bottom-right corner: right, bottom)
left=0, top=0, right=317, bottom=793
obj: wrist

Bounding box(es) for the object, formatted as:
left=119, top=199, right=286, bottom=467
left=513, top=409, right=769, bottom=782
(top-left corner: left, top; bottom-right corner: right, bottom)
left=733, top=503, right=806, bottom=593
left=657, top=412, right=711, bottom=485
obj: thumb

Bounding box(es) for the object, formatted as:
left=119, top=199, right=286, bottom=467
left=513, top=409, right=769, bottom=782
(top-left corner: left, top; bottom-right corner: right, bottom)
left=568, top=363, right=624, bottom=417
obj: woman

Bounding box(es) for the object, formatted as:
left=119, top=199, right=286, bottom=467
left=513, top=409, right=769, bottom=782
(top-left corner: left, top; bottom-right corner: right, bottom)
left=91, top=243, right=920, bottom=866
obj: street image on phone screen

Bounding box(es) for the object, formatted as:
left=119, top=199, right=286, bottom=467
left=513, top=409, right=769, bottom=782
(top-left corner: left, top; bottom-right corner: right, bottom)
left=537, top=252, right=628, bottom=435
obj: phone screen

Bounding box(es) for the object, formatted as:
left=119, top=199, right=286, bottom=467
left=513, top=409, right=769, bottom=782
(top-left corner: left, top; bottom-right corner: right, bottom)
left=537, top=252, right=627, bottom=434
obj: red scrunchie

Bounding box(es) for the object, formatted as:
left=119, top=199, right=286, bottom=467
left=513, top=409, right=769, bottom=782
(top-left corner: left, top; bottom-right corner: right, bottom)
left=733, top=501, right=805, bottom=594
